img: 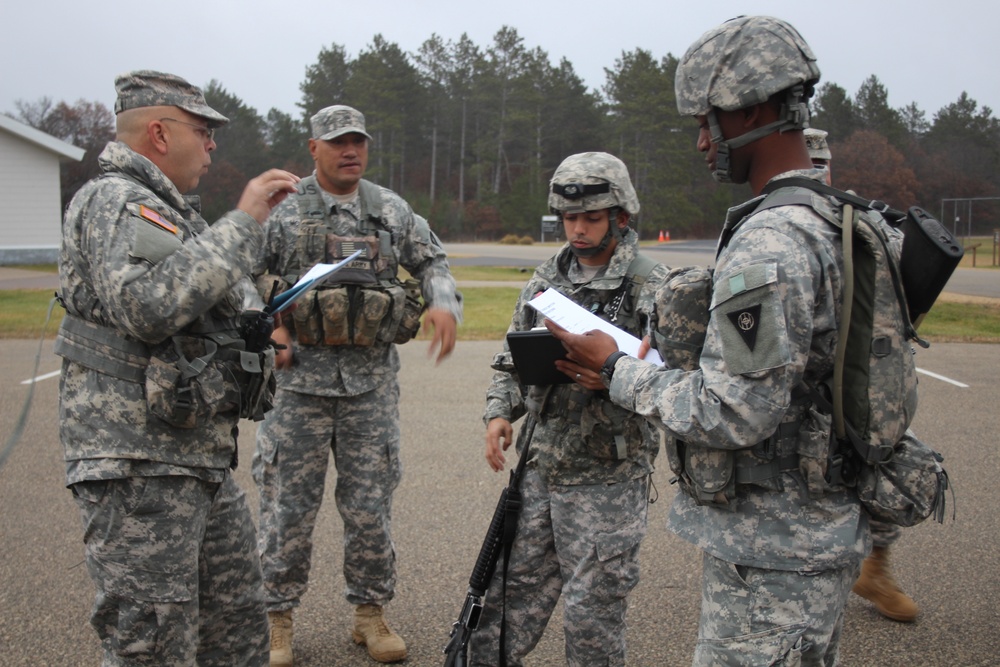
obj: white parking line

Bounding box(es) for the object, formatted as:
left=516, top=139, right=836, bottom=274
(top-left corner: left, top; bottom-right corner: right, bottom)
left=916, top=367, right=969, bottom=388
left=20, top=370, right=60, bottom=385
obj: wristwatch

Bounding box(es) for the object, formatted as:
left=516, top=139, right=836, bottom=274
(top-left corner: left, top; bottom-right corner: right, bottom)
left=600, top=351, right=628, bottom=388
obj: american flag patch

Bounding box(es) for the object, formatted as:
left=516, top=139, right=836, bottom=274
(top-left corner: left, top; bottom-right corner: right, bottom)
left=139, top=205, right=178, bottom=234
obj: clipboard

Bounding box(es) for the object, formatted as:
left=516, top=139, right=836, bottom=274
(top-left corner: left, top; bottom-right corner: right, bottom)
left=268, top=249, right=364, bottom=315
left=506, top=329, right=572, bottom=385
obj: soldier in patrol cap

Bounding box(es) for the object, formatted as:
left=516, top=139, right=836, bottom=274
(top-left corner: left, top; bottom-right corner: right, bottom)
left=251, top=104, right=462, bottom=665
left=469, top=152, right=670, bottom=666
left=804, top=128, right=833, bottom=185
left=57, top=69, right=299, bottom=665
left=546, top=17, right=896, bottom=664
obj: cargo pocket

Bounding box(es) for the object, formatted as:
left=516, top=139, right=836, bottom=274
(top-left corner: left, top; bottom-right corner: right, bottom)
left=694, top=622, right=808, bottom=667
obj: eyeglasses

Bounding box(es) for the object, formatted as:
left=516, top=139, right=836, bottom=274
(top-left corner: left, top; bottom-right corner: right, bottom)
left=159, top=118, right=215, bottom=142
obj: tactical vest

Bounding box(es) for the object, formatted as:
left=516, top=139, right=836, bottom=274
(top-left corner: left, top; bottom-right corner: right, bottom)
left=658, top=185, right=919, bottom=509
left=266, top=176, right=422, bottom=347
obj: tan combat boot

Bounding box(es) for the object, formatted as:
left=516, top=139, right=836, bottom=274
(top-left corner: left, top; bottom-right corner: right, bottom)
left=352, top=604, right=408, bottom=663
left=852, top=546, right=919, bottom=622
left=268, top=610, right=294, bottom=667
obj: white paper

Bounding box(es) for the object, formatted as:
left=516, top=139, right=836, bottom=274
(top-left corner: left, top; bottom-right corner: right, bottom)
left=528, top=288, right=663, bottom=364
left=269, top=249, right=365, bottom=314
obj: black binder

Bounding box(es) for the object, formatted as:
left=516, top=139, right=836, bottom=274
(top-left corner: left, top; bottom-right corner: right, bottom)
left=506, top=329, right=572, bottom=385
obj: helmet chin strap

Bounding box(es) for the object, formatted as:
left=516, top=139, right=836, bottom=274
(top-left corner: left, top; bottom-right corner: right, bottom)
left=709, top=112, right=793, bottom=183
left=708, top=86, right=810, bottom=183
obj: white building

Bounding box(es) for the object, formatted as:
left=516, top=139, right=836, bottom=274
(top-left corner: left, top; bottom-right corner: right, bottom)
left=0, top=115, right=85, bottom=264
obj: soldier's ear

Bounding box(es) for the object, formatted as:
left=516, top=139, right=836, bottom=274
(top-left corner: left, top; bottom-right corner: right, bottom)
left=148, top=119, right=169, bottom=155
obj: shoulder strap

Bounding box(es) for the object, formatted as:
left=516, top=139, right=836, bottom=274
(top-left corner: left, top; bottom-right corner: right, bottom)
left=760, top=176, right=906, bottom=223
left=357, top=179, right=384, bottom=228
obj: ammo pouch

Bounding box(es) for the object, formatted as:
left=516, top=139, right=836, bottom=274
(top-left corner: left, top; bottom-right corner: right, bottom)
left=847, top=430, right=950, bottom=527
left=296, top=281, right=420, bottom=347
left=667, top=414, right=811, bottom=509
left=145, top=333, right=276, bottom=428
left=668, top=441, right=737, bottom=509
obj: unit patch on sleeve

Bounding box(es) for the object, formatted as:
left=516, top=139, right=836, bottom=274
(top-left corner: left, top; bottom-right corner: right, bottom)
left=726, top=303, right=761, bottom=352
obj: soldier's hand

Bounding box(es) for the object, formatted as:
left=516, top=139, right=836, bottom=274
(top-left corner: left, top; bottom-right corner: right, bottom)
left=424, top=307, right=457, bottom=364
left=237, top=170, right=301, bottom=224
left=485, top=418, right=513, bottom=472
left=545, top=319, right=618, bottom=373
left=271, top=325, right=294, bottom=369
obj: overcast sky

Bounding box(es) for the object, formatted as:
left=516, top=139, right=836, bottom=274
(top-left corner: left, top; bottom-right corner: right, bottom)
left=2, top=0, right=994, bottom=129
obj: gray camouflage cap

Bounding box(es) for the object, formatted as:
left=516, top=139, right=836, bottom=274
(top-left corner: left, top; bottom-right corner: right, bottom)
left=804, top=128, right=832, bottom=161
left=675, top=15, right=820, bottom=116
left=113, top=70, right=228, bottom=127
left=311, top=105, right=373, bottom=141
left=548, top=152, right=640, bottom=216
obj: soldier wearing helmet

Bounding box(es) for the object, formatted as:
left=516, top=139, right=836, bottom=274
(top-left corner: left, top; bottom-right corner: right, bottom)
left=547, top=17, right=889, bottom=665
left=471, top=152, right=670, bottom=666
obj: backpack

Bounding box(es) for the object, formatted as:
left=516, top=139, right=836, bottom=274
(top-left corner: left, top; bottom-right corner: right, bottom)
left=651, top=180, right=954, bottom=527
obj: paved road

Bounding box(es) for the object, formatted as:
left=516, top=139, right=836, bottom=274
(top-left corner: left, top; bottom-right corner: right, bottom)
left=1, top=338, right=998, bottom=666
left=1, top=244, right=996, bottom=665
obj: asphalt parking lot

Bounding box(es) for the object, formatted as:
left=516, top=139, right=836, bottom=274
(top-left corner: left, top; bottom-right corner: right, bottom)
left=1, top=335, right=998, bottom=666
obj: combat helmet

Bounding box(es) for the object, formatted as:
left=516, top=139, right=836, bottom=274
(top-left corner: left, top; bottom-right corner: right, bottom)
left=675, top=15, right=821, bottom=182
left=548, top=152, right=639, bottom=257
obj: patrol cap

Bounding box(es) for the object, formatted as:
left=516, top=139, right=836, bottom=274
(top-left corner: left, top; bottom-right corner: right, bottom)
left=804, top=128, right=831, bottom=161
left=675, top=15, right=820, bottom=117
left=548, top=152, right=640, bottom=216
left=311, top=105, right=373, bottom=141
left=113, top=70, right=228, bottom=127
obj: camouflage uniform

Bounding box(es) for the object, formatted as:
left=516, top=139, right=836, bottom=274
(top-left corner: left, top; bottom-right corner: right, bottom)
left=604, top=18, right=874, bottom=665
left=470, top=153, right=667, bottom=666
left=58, top=71, right=269, bottom=666
left=251, top=169, right=461, bottom=612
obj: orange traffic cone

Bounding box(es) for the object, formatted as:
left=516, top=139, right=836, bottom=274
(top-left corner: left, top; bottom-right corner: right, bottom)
left=658, top=230, right=665, bottom=242
left=665, top=231, right=671, bottom=242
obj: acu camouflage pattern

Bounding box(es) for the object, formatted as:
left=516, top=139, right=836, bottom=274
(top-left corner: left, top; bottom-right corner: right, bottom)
left=252, top=177, right=459, bottom=610
left=253, top=383, right=402, bottom=608
left=73, top=474, right=268, bottom=666
left=696, top=551, right=859, bottom=664
left=469, top=469, right=649, bottom=667
left=675, top=15, right=820, bottom=116
left=59, top=139, right=270, bottom=664
left=548, top=151, right=640, bottom=216
left=608, top=170, right=871, bottom=571
left=310, top=104, right=373, bottom=140
left=253, top=177, right=462, bottom=397
left=484, top=228, right=667, bottom=486
left=59, top=140, right=265, bottom=475
left=114, top=69, right=229, bottom=127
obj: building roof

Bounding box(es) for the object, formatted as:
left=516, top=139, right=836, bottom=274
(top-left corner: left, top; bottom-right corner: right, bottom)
left=0, top=114, right=85, bottom=161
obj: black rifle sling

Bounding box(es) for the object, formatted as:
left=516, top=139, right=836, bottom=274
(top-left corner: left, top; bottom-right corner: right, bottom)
left=497, top=414, right=535, bottom=666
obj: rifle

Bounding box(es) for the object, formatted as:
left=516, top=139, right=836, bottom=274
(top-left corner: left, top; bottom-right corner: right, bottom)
left=443, top=415, right=536, bottom=667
